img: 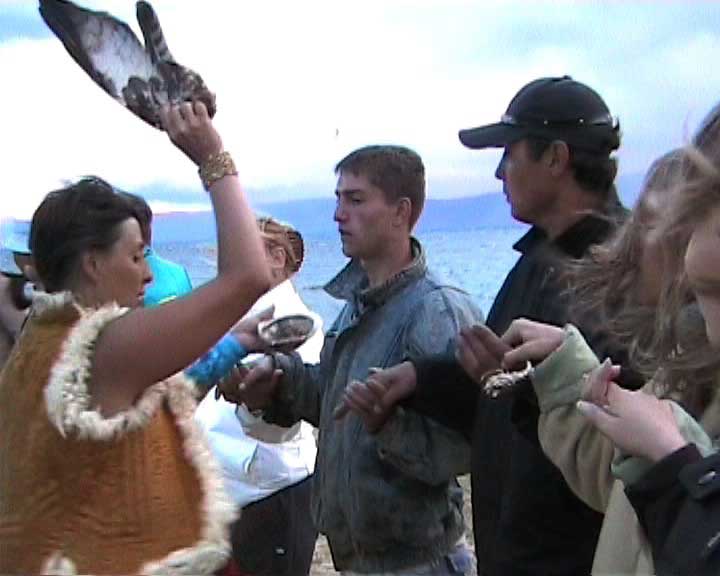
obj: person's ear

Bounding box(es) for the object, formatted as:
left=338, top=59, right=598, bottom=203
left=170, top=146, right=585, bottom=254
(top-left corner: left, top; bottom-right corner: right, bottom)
left=269, top=245, right=287, bottom=269
left=80, top=250, right=102, bottom=283
left=547, top=140, right=570, bottom=176
left=394, top=197, right=412, bottom=229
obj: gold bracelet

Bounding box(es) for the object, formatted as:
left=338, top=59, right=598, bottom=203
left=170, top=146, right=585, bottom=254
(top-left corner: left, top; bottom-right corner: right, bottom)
left=198, top=151, right=238, bottom=190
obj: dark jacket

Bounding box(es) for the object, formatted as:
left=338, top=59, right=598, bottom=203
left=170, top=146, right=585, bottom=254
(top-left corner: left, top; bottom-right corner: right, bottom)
left=411, top=214, right=642, bottom=576
left=626, top=444, right=720, bottom=576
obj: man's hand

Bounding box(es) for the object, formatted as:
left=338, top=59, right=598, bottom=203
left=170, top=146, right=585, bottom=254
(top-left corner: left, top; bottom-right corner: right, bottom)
left=215, top=354, right=283, bottom=411
left=500, top=318, right=566, bottom=370
left=455, top=324, right=509, bottom=384
left=577, top=360, right=687, bottom=462
left=333, top=362, right=417, bottom=433
left=231, top=305, right=275, bottom=353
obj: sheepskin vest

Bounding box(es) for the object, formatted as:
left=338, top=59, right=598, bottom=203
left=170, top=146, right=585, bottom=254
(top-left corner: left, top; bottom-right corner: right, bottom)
left=0, top=293, right=236, bottom=575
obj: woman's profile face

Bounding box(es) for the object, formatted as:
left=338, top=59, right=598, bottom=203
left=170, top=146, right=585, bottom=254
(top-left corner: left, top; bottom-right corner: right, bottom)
left=92, top=218, right=153, bottom=308
left=685, top=203, right=720, bottom=348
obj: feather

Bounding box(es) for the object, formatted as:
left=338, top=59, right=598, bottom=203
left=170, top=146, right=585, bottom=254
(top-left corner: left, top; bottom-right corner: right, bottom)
left=38, top=0, right=215, bottom=130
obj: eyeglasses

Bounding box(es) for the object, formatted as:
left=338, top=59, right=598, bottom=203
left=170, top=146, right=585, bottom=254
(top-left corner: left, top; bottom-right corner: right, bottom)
left=501, top=113, right=616, bottom=128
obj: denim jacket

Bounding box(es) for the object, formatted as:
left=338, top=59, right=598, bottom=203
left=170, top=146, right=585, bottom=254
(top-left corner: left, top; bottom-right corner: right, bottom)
left=265, top=239, right=482, bottom=573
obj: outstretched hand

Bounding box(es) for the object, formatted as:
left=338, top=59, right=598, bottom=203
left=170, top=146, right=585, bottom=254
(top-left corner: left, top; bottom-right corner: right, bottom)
left=455, top=323, right=509, bottom=384
left=333, top=362, right=417, bottom=433
left=215, top=354, right=283, bottom=411
left=231, top=305, right=275, bottom=353
left=577, top=360, right=688, bottom=462
left=160, top=100, right=223, bottom=166
left=500, top=318, right=566, bottom=370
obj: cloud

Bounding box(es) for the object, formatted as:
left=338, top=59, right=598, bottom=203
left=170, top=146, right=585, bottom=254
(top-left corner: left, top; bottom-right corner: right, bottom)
left=0, top=0, right=719, bottom=218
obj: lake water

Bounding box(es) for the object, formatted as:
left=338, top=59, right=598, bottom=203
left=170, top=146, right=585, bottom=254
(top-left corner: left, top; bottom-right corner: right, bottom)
left=155, top=226, right=528, bottom=327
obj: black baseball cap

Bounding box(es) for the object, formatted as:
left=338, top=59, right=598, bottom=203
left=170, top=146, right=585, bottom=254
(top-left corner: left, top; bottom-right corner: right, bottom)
left=459, top=76, right=620, bottom=153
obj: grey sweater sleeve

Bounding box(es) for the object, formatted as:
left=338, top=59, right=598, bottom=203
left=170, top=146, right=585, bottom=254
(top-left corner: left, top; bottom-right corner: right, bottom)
left=263, top=351, right=323, bottom=428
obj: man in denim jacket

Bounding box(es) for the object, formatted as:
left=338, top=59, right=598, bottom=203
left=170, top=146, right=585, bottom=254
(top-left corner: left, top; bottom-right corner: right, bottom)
left=219, top=145, right=481, bottom=575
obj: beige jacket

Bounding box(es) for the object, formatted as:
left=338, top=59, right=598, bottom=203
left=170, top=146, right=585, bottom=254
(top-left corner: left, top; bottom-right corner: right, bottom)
left=532, top=325, right=720, bottom=575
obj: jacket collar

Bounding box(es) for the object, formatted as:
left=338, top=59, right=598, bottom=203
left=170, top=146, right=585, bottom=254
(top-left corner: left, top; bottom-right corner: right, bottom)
left=513, top=212, right=620, bottom=258
left=324, top=237, right=426, bottom=308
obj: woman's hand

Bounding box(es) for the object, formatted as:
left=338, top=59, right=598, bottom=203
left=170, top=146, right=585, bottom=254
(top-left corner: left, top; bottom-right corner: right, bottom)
left=500, top=318, right=566, bottom=370
left=160, top=100, right=222, bottom=166
left=577, top=362, right=688, bottom=462
left=231, top=306, right=275, bottom=353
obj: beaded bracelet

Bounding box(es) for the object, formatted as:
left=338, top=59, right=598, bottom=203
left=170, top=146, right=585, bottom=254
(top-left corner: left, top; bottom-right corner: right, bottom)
left=198, top=151, right=238, bottom=190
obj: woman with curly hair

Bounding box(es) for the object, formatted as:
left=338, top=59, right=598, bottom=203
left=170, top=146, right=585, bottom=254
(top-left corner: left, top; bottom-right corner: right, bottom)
left=196, top=215, right=323, bottom=576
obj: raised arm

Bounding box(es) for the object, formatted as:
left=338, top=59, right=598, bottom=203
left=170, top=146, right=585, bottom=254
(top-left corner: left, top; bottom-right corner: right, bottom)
left=91, top=102, right=271, bottom=415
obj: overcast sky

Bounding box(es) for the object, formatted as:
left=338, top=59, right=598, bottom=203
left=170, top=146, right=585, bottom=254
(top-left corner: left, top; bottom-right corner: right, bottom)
left=1, top=0, right=719, bottom=218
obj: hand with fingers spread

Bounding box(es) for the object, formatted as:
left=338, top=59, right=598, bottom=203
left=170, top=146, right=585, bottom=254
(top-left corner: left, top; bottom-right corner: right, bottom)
left=577, top=360, right=687, bottom=462
left=499, top=318, right=566, bottom=370
left=159, top=100, right=223, bottom=166
left=231, top=305, right=275, bottom=354
left=455, top=323, right=509, bottom=385
left=215, top=355, right=283, bottom=411
left=333, top=362, right=417, bottom=433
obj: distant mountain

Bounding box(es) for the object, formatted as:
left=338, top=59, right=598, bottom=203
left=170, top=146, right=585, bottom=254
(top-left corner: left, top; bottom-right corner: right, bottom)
left=151, top=173, right=644, bottom=244
left=151, top=194, right=521, bottom=244
left=258, top=194, right=527, bottom=235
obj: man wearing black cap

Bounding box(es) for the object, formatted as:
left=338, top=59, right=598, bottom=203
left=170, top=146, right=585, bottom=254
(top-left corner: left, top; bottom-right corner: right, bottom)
left=334, top=76, right=637, bottom=576
left=455, top=75, right=628, bottom=576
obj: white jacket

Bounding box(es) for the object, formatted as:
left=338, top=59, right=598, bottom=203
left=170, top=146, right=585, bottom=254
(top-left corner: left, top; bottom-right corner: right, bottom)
left=194, top=279, right=322, bottom=506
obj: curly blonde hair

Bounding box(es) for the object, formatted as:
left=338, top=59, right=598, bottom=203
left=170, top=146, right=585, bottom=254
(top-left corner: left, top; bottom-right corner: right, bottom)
left=257, top=216, right=304, bottom=276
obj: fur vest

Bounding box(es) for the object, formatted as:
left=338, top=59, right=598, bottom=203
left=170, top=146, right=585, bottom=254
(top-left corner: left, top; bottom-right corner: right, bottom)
left=0, top=292, right=235, bottom=575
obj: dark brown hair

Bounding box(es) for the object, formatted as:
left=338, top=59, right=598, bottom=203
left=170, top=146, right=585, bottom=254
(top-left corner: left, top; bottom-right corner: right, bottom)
left=335, top=145, right=426, bottom=229
left=526, top=137, right=620, bottom=204
left=119, top=192, right=153, bottom=246
left=30, top=177, right=142, bottom=293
